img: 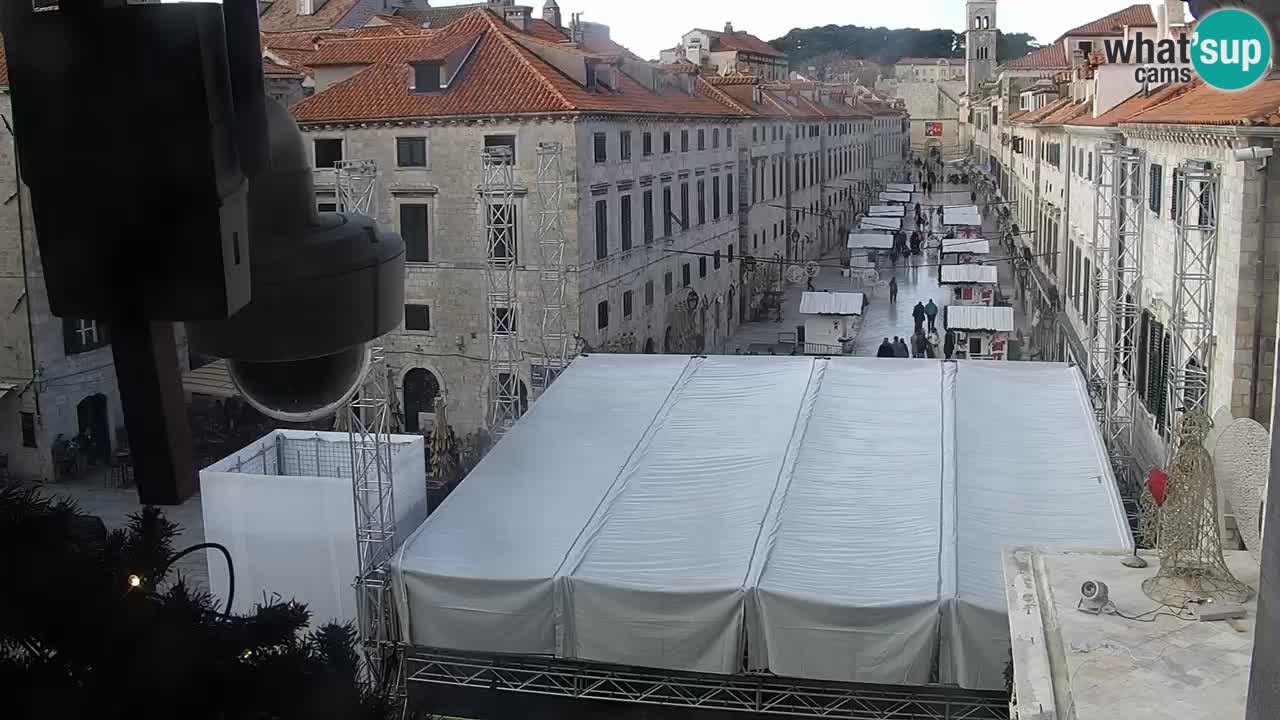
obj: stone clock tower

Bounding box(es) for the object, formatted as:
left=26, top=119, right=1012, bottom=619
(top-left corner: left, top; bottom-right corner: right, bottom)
left=965, top=0, right=998, bottom=95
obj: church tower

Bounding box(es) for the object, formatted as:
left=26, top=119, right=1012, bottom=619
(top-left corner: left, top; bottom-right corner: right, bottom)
left=965, top=0, right=998, bottom=96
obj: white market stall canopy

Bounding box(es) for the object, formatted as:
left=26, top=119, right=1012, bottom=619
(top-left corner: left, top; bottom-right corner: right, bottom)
left=944, top=205, right=983, bottom=227
left=847, top=232, right=894, bottom=250
left=861, top=216, right=901, bottom=231
left=799, top=291, right=865, bottom=316
left=886, top=183, right=916, bottom=193
left=879, top=192, right=912, bottom=203
left=393, top=355, right=1131, bottom=692
left=945, top=305, right=1016, bottom=332
left=940, top=264, right=999, bottom=285
left=942, top=237, right=991, bottom=256
left=868, top=205, right=905, bottom=217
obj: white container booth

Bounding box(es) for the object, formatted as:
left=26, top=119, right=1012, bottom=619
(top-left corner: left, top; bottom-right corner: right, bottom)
left=940, top=264, right=999, bottom=307
left=944, top=305, right=1015, bottom=361
left=798, top=291, right=865, bottom=355
left=846, top=232, right=894, bottom=288
left=940, top=236, right=990, bottom=265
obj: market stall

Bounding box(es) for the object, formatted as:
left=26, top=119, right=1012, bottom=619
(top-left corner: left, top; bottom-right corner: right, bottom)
left=845, top=233, right=894, bottom=289
left=860, top=216, right=901, bottom=232
left=943, top=305, right=1015, bottom=360
left=868, top=205, right=905, bottom=217
left=797, top=292, right=864, bottom=355
left=940, top=264, right=999, bottom=307
left=879, top=192, right=912, bottom=204
left=941, top=236, right=990, bottom=264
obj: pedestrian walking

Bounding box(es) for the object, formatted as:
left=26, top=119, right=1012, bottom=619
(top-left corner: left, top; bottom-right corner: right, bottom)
left=944, top=330, right=956, bottom=360
left=876, top=338, right=895, bottom=358
left=889, top=276, right=898, bottom=304
left=925, top=299, right=939, bottom=333
left=912, top=331, right=927, bottom=358
left=893, top=336, right=910, bottom=358
left=970, top=190, right=978, bottom=204
left=806, top=276, right=815, bottom=291
left=912, top=301, right=926, bottom=334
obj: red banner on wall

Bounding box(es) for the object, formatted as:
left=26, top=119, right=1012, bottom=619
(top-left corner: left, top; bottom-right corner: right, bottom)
left=925, top=122, right=944, bottom=137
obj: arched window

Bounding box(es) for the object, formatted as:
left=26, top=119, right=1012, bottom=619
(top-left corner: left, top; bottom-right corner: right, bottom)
left=664, top=326, right=673, bottom=353
left=402, top=368, right=441, bottom=433
left=644, top=337, right=656, bottom=354
left=728, top=286, right=736, bottom=323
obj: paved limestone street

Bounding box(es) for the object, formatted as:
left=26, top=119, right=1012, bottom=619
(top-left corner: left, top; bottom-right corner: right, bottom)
left=726, top=176, right=1029, bottom=358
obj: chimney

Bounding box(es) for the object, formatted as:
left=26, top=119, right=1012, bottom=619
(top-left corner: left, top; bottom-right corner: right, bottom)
left=724, top=21, right=734, bottom=33
left=297, top=0, right=330, bottom=16
left=569, top=12, right=584, bottom=46
left=542, top=0, right=561, bottom=29
left=503, top=5, right=532, bottom=32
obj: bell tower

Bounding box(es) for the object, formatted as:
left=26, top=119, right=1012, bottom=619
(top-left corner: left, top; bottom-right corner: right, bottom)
left=965, top=0, right=998, bottom=96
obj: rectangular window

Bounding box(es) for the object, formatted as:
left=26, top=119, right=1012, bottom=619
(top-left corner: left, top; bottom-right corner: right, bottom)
left=483, top=134, right=516, bottom=164
left=396, top=137, right=428, bottom=167
left=404, top=304, right=431, bottom=331
left=399, top=204, right=430, bottom=262
left=20, top=411, right=36, bottom=448
left=642, top=190, right=654, bottom=244
left=681, top=130, right=690, bottom=152
left=712, top=176, right=721, bottom=221
left=680, top=183, right=690, bottom=230
left=1149, top=163, right=1163, bottom=214
left=621, top=195, right=633, bottom=252
left=1171, top=169, right=1184, bottom=220
left=663, top=131, right=672, bottom=154
left=663, top=186, right=674, bottom=237
left=696, top=180, right=706, bottom=225
left=728, top=244, right=734, bottom=262
left=726, top=174, right=734, bottom=215
left=593, top=132, right=607, bottom=163
left=645, top=280, right=654, bottom=307
left=620, top=131, right=632, bottom=161
left=597, top=300, right=609, bottom=330
left=712, top=128, right=720, bottom=149
left=664, top=272, right=673, bottom=295
left=317, top=202, right=338, bottom=213
left=642, top=132, right=653, bottom=157
left=623, top=290, right=634, bottom=318
left=697, top=129, right=706, bottom=151
left=726, top=129, right=733, bottom=148
left=698, top=256, right=707, bottom=278
left=682, top=263, right=691, bottom=287
left=63, top=318, right=110, bottom=355
left=713, top=249, right=721, bottom=270
left=594, top=199, right=609, bottom=260
left=314, top=138, right=342, bottom=168
left=487, top=204, right=517, bottom=261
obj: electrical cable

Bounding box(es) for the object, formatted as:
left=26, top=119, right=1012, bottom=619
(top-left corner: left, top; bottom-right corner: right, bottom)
left=132, top=541, right=236, bottom=620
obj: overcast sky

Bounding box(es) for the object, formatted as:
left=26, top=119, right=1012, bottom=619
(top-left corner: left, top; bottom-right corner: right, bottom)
left=449, top=0, right=1165, bottom=59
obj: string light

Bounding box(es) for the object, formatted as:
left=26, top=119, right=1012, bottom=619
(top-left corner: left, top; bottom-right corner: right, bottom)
left=128, top=574, right=142, bottom=589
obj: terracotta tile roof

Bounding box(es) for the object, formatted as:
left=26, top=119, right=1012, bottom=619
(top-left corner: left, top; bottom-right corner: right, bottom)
left=394, top=3, right=485, bottom=29
left=1069, top=82, right=1196, bottom=127
left=303, top=31, right=464, bottom=66
left=1035, top=99, right=1091, bottom=126
left=714, top=31, right=785, bottom=58
left=1007, top=110, right=1029, bottom=122
left=0, top=43, right=7, bottom=87
left=1124, top=79, right=1280, bottom=127
left=1011, top=97, right=1072, bottom=125
left=366, top=14, right=425, bottom=33
left=1060, top=4, right=1155, bottom=39
left=290, top=10, right=746, bottom=123
left=263, top=58, right=305, bottom=78
left=1000, top=43, right=1069, bottom=71
left=259, top=0, right=364, bottom=33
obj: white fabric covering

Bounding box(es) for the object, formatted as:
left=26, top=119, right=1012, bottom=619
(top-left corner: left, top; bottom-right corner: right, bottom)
left=886, top=183, right=916, bottom=193
left=393, top=356, right=1132, bottom=689
left=848, top=232, right=894, bottom=250
left=868, top=205, right=905, bottom=217
left=799, top=291, right=865, bottom=316
left=944, top=206, right=983, bottom=227
left=861, top=216, right=902, bottom=231
left=879, top=192, right=912, bottom=203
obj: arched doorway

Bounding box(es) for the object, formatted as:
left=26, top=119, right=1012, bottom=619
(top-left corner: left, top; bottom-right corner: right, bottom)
left=644, top=338, right=656, bottom=354
left=402, top=368, right=441, bottom=434
left=728, top=287, right=736, bottom=325
left=664, top=326, right=673, bottom=353
left=76, top=393, right=110, bottom=464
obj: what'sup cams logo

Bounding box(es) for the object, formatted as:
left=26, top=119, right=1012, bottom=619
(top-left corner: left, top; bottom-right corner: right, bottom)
left=1103, top=8, right=1273, bottom=91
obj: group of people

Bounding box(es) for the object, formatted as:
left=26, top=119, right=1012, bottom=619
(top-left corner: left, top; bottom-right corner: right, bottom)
left=914, top=152, right=947, bottom=197
left=876, top=330, right=940, bottom=359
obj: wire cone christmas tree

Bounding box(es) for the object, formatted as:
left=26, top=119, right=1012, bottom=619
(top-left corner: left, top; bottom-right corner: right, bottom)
left=429, top=396, right=456, bottom=491
left=1142, top=409, right=1253, bottom=605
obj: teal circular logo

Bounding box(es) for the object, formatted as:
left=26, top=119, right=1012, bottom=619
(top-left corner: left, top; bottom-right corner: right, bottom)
left=1192, top=9, right=1273, bottom=91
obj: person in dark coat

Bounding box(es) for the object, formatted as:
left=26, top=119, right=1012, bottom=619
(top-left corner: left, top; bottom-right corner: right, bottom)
left=944, top=330, right=956, bottom=360
left=876, top=338, right=895, bottom=358
left=925, top=299, right=939, bottom=333
left=893, top=336, right=910, bottom=358
left=888, top=276, right=899, bottom=304
left=912, top=331, right=928, bottom=358
left=912, top=301, right=926, bottom=334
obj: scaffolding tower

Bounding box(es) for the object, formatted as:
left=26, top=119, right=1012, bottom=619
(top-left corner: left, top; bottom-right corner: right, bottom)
left=482, top=147, right=523, bottom=436
left=346, top=345, right=403, bottom=693
left=335, top=159, right=379, bottom=217
left=533, top=142, right=573, bottom=395
left=1090, top=142, right=1146, bottom=505
left=1167, top=160, right=1221, bottom=443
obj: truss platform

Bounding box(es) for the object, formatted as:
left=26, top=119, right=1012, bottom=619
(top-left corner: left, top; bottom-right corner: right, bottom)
left=406, top=649, right=1009, bottom=720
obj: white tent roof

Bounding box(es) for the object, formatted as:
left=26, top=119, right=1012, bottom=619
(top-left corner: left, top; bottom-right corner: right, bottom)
left=393, top=356, right=1131, bottom=691
left=942, top=237, right=990, bottom=255
left=861, top=216, right=901, bottom=231
left=940, top=264, right=999, bottom=285
left=799, top=291, right=864, bottom=316
left=944, top=205, right=983, bottom=227
left=879, top=192, right=912, bottom=203
left=868, top=205, right=905, bottom=217
left=847, top=233, right=894, bottom=250
left=886, top=182, right=916, bottom=193
left=945, top=305, right=1016, bottom=332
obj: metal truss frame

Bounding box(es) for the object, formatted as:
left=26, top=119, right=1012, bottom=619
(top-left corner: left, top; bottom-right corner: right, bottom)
left=405, top=650, right=1007, bottom=720
left=532, top=142, right=572, bottom=396
left=347, top=345, right=403, bottom=694
left=1090, top=142, right=1146, bottom=511
left=335, top=159, right=378, bottom=217
left=481, top=147, right=523, bottom=436
left=1167, top=160, right=1221, bottom=443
